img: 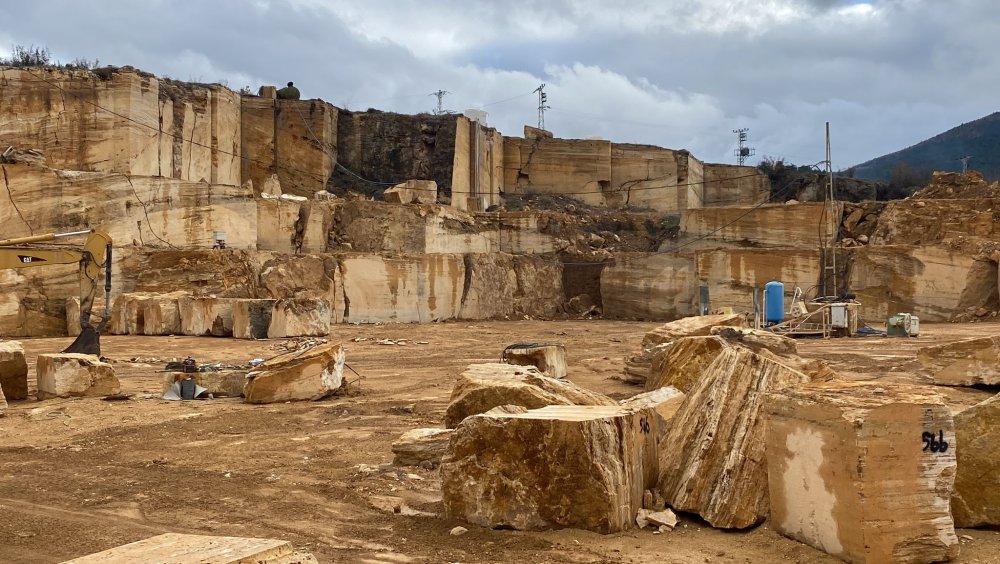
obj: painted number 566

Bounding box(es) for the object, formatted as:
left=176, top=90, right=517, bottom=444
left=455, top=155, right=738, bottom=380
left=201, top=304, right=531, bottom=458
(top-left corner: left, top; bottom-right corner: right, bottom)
left=922, top=430, right=949, bottom=453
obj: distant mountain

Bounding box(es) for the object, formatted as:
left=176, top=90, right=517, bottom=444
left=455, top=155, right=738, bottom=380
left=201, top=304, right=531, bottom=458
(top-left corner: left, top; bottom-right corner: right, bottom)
left=852, top=112, right=1000, bottom=182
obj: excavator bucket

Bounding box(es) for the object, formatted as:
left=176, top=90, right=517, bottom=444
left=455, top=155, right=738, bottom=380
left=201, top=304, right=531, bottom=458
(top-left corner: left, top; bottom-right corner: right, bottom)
left=63, top=326, right=101, bottom=356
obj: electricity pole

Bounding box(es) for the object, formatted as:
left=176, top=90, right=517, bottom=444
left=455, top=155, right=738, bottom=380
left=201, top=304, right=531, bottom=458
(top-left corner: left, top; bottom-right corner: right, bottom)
left=958, top=156, right=973, bottom=173
left=533, top=83, right=550, bottom=130
left=733, top=128, right=755, bottom=166
left=431, top=90, right=449, bottom=115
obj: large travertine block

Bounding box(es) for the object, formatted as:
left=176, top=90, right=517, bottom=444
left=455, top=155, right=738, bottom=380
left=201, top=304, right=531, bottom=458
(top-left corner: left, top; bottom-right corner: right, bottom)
left=179, top=297, right=236, bottom=337
left=107, top=292, right=186, bottom=335
left=392, top=428, right=454, bottom=468
left=766, top=382, right=959, bottom=563
left=232, top=300, right=276, bottom=340
left=444, top=363, right=616, bottom=428
left=384, top=180, right=438, bottom=204
left=623, top=314, right=744, bottom=385
left=657, top=347, right=810, bottom=529
left=917, top=336, right=1000, bottom=386
left=502, top=344, right=567, bottom=379
left=619, top=386, right=686, bottom=440
left=36, top=354, right=120, bottom=399
left=0, top=340, right=29, bottom=400
left=243, top=343, right=345, bottom=404
left=441, top=405, right=658, bottom=533
left=0, top=384, right=6, bottom=415
left=647, top=336, right=731, bottom=393
left=952, top=393, right=1000, bottom=527
left=268, top=299, right=331, bottom=338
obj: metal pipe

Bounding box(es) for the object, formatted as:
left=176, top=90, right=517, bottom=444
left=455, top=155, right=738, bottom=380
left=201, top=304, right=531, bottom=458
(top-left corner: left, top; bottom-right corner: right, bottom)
left=0, top=229, right=94, bottom=247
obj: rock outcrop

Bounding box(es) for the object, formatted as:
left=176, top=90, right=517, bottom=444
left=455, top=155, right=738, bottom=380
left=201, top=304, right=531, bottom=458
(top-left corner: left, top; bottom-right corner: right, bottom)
left=657, top=347, right=810, bottom=529
left=441, top=405, right=657, bottom=533
left=766, top=382, right=959, bottom=563
left=917, top=336, right=1000, bottom=386
left=502, top=344, right=567, bottom=379
left=391, top=428, right=454, bottom=468
left=0, top=340, right=29, bottom=400
left=444, top=363, right=616, bottom=428
left=243, top=343, right=345, bottom=404
left=952, top=393, right=1000, bottom=528
left=36, top=354, right=120, bottom=399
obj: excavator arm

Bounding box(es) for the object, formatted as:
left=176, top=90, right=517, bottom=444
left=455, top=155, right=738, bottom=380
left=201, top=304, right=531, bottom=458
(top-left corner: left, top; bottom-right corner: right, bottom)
left=0, top=229, right=113, bottom=355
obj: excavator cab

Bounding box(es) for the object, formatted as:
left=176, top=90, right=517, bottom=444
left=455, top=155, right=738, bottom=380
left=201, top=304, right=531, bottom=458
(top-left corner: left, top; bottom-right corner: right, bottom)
left=0, top=229, right=113, bottom=356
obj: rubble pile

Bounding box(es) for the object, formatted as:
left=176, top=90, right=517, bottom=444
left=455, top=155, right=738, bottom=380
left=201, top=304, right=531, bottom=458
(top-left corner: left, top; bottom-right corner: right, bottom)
left=912, top=171, right=1000, bottom=200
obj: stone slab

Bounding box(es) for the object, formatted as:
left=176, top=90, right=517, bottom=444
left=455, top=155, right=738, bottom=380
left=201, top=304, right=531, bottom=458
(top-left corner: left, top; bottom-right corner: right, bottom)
left=63, top=532, right=315, bottom=563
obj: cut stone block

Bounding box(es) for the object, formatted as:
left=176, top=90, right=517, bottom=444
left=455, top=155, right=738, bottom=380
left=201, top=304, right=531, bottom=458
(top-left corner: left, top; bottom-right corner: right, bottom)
left=103, top=292, right=186, bottom=336
left=766, top=381, right=959, bottom=563
left=624, top=313, right=745, bottom=385
left=138, top=292, right=186, bottom=335
left=657, top=346, right=810, bottom=529
left=36, top=353, right=120, bottom=399
left=163, top=371, right=247, bottom=398
left=392, top=427, right=454, bottom=468
left=384, top=179, right=437, bottom=204
left=243, top=342, right=345, bottom=404
left=952, top=393, right=1000, bottom=528
left=444, top=363, right=616, bottom=428
left=620, top=386, right=686, bottom=439
left=66, top=295, right=115, bottom=336
left=0, top=340, right=29, bottom=400
left=179, top=297, right=236, bottom=337
left=710, top=326, right=798, bottom=355
left=232, top=299, right=276, bottom=339
left=647, top=336, right=731, bottom=393
left=917, top=336, right=1000, bottom=386
left=63, top=532, right=316, bottom=563
left=503, top=344, right=567, bottom=379
left=267, top=298, right=331, bottom=338
left=441, top=404, right=657, bottom=533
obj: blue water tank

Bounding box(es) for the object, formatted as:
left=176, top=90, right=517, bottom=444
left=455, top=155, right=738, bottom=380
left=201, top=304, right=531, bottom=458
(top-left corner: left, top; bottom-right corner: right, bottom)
left=764, top=281, right=785, bottom=324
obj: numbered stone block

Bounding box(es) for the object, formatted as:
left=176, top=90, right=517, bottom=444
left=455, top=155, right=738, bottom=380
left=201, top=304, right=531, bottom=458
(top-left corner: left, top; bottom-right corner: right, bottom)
left=441, top=404, right=657, bottom=533
left=765, top=381, right=959, bottom=564
left=502, top=344, right=567, bottom=379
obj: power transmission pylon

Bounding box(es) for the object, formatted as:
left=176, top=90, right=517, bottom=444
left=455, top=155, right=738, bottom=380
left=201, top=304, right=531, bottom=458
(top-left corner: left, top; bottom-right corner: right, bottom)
left=533, top=84, right=550, bottom=130
left=733, top=128, right=755, bottom=166
left=431, top=90, right=449, bottom=115
left=958, top=155, right=973, bottom=173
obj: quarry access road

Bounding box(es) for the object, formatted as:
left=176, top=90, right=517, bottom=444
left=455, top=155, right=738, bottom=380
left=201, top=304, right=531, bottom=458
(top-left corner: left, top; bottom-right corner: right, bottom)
left=1, top=321, right=998, bottom=563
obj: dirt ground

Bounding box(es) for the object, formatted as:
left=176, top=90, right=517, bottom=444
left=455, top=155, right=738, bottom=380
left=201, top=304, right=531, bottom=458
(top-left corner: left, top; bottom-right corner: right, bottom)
left=1, top=320, right=999, bottom=563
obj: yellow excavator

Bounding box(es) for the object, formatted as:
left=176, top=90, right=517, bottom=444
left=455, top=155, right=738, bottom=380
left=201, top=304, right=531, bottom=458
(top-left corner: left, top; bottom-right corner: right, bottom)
left=0, top=229, right=112, bottom=356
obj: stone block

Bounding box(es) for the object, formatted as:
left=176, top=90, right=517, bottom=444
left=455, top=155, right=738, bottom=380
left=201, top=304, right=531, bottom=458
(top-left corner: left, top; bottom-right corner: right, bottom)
left=162, top=372, right=247, bottom=398
left=179, top=297, right=236, bottom=337
left=36, top=354, right=120, bottom=399
left=0, top=340, right=29, bottom=400
left=952, top=393, right=1000, bottom=528
left=765, top=381, right=959, bottom=563
left=502, top=344, right=567, bottom=379
left=268, top=298, right=331, bottom=338
left=243, top=342, right=345, bottom=404
left=441, top=404, right=657, bottom=533
left=0, top=383, right=6, bottom=415
left=444, top=363, right=616, bottom=428
left=917, top=336, right=1000, bottom=386
left=657, top=347, right=810, bottom=529
left=647, top=336, right=731, bottom=393
left=392, top=428, right=454, bottom=468
left=619, top=386, right=686, bottom=439
left=232, top=299, right=276, bottom=339
left=623, top=314, right=745, bottom=385
left=384, top=180, right=437, bottom=204
left=63, top=532, right=315, bottom=563
left=139, top=293, right=185, bottom=335
left=104, top=292, right=185, bottom=335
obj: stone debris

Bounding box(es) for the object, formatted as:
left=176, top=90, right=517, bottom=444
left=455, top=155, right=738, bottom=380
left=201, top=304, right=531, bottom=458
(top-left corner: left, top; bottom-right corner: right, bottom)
left=232, top=299, right=276, bottom=340
left=657, top=346, right=810, bottom=529
left=951, top=393, right=1000, bottom=528
left=243, top=342, right=345, bottom=404
left=162, top=372, right=247, bottom=398
left=0, top=340, right=29, bottom=400
left=502, top=343, right=567, bottom=379
left=391, top=427, right=454, bottom=468
left=624, top=314, right=745, bottom=385
left=268, top=298, right=331, bottom=338
left=62, top=532, right=316, bottom=563
left=917, top=336, right=1000, bottom=386
left=636, top=508, right=678, bottom=530
left=179, top=297, right=236, bottom=337
left=384, top=179, right=438, bottom=204
left=444, top=363, right=616, bottom=428
left=36, top=354, right=121, bottom=400
left=441, top=405, right=657, bottom=533
left=449, top=526, right=468, bottom=536
left=765, top=381, right=959, bottom=563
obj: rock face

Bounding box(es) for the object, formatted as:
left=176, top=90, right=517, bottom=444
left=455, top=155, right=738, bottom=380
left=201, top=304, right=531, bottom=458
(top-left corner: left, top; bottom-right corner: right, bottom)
left=502, top=344, right=567, bottom=379
left=441, top=405, right=657, bottom=533
left=646, top=336, right=731, bottom=393
left=657, top=347, right=810, bottom=529
left=179, top=297, right=236, bottom=337
left=0, top=340, right=29, bottom=400
left=384, top=180, right=438, bottom=204
left=952, top=393, right=1000, bottom=528
left=444, top=363, right=616, bottom=428
left=232, top=299, right=276, bottom=339
left=391, top=428, right=454, bottom=468
left=766, top=382, right=959, bottom=563
left=243, top=343, right=345, bottom=404
left=917, top=336, right=1000, bottom=386
left=268, top=299, right=331, bottom=338
left=36, top=354, right=120, bottom=399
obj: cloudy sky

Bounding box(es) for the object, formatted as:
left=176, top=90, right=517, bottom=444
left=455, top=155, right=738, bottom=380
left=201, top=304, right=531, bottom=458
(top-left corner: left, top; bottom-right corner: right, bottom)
left=1, top=0, right=996, bottom=168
